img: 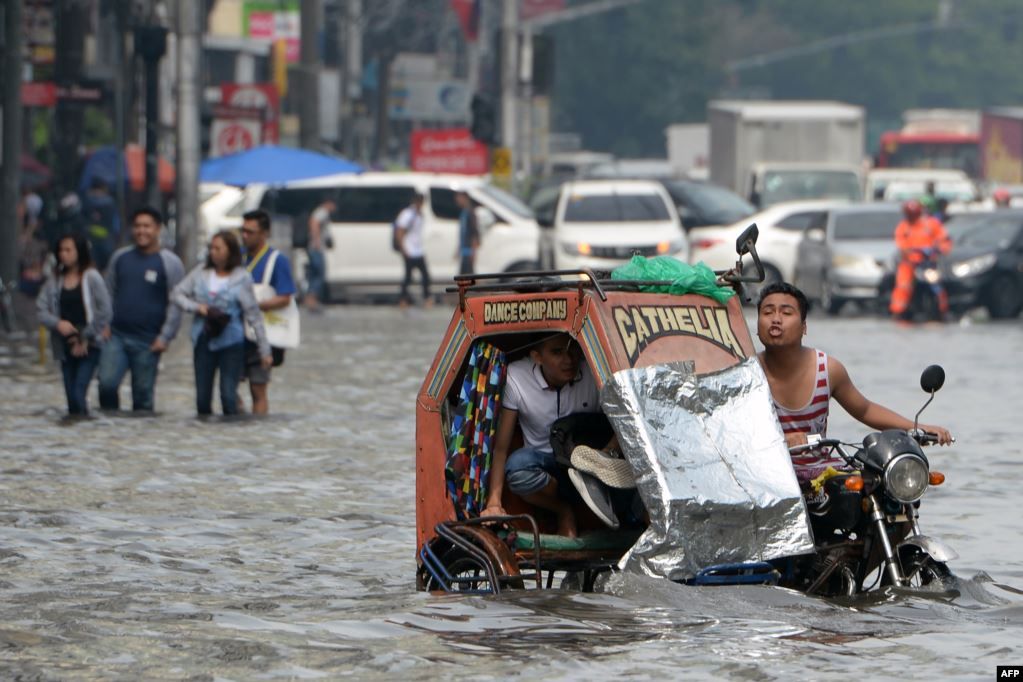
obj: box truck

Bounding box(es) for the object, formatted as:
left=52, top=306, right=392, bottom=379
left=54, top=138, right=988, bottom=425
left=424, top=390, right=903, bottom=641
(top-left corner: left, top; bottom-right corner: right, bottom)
left=708, top=100, right=866, bottom=207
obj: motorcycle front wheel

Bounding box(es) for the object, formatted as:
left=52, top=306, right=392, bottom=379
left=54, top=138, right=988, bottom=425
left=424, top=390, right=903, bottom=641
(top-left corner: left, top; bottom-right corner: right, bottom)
left=886, top=545, right=952, bottom=589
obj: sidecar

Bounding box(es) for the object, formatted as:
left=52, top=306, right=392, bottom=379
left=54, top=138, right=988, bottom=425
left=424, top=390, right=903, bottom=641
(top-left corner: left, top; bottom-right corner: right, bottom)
left=415, top=230, right=814, bottom=593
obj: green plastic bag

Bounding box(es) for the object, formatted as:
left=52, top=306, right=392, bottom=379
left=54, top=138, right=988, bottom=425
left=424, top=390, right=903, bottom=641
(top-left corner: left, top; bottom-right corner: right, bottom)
left=610, top=255, right=735, bottom=304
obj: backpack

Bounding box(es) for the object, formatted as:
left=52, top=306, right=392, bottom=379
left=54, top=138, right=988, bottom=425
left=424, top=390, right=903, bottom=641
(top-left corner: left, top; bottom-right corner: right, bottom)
left=391, top=220, right=403, bottom=252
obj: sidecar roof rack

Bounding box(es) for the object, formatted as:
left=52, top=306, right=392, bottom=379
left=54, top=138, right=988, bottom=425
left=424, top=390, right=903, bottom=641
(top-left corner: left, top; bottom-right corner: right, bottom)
left=447, top=268, right=745, bottom=311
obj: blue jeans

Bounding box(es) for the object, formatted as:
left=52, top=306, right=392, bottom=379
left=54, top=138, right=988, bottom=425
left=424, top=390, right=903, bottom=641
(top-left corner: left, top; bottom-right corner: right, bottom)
left=61, top=346, right=101, bottom=415
left=306, top=248, right=326, bottom=300
left=98, top=332, right=160, bottom=411
left=505, top=446, right=572, bottom=497
left=193, top=334, right=245, bottom=415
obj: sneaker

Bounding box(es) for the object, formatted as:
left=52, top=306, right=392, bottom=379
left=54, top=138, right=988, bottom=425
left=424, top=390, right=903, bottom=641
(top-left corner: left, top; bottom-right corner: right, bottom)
left=571, top=445, right=636, bottom=489
left=568, top=468, right=619, bottom=529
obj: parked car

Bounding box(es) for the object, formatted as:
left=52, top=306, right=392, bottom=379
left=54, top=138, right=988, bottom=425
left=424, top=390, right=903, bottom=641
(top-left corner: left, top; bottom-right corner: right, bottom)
left=533, top=179, right=687, bottom=271
left=204, top=173, right=541, bottom=300
left=279, top=173, right=541, bottom=299
left=689, top=199, right=848, bottom=302
left=941, top=210, right=1023, bottom=318
left=794, top=203, right=902, bottom=314
left=572, top=160, right=755, bottom=231
left=882, top=178, right=978, bottom=203
left=746, top=162, right=863, bottom=208
left=864, top=168, right=969, bottom=201
left=661, top=179, right=756, bottom=231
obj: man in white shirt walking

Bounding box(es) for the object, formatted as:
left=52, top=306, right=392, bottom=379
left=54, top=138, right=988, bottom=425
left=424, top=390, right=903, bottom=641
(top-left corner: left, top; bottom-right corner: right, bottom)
left=395, top=192, right=432, bottom=308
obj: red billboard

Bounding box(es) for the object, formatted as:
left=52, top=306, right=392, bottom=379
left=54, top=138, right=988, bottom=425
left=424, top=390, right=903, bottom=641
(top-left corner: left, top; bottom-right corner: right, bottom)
left=410, top=128, right=489, bottom=175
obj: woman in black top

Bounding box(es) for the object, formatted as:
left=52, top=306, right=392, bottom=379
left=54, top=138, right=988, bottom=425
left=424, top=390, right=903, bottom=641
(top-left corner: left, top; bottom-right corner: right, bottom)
left=36, top=234, right=112, bottom=415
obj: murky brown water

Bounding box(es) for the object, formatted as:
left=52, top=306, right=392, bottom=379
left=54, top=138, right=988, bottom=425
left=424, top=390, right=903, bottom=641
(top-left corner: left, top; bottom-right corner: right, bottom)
left=1, top=305, right=1022, bottom=680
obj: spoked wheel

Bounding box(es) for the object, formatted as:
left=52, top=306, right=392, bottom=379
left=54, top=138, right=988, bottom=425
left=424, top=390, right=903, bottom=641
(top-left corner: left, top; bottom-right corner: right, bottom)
left=418, top=524, right=524, bottom=594
left=425, top=548, right=496, bottom=592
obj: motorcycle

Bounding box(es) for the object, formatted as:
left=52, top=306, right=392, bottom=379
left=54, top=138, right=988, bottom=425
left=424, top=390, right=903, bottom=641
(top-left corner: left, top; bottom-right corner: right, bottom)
left=776, top=365, right=957, bottom=597
left=879, top=248, right=947, bottom=322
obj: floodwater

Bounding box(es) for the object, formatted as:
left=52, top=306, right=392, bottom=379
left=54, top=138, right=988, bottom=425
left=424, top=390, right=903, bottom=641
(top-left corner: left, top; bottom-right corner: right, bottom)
left=1, top=304, right=1022, bottom=680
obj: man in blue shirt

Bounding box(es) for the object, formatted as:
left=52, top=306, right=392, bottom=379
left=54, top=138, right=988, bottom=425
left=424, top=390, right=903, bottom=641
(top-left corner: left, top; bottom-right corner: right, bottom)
left=455, top=189, right=479, bottom=275
left=241, top=210, right=297, bottom=414
left=98, top=207, right=184, bottom=411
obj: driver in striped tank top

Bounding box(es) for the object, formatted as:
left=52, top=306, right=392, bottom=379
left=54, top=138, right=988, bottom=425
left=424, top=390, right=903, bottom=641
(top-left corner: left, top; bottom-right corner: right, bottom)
left=755, top=283, right=953, bottom=484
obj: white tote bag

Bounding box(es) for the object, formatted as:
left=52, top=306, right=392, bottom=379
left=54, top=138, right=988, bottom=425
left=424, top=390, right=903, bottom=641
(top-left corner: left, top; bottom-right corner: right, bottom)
left=245, top=251, right=301, bottom=349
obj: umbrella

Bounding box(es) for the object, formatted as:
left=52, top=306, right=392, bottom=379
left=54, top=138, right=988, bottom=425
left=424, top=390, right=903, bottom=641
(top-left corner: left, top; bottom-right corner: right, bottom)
left=199, top=145, right=363, bottom=186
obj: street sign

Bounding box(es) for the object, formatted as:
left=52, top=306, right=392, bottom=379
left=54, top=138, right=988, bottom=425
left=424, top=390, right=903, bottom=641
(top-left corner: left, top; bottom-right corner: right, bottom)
left=210, top=119, right=261, bottom=158
left=410, top=129, right=488, bottom=175
left=491, top=147, right=512, bottom=184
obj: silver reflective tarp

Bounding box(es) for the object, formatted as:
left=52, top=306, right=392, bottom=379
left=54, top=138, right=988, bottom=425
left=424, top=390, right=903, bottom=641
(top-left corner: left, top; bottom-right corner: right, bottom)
left=601, top=356, right=814, bottom=581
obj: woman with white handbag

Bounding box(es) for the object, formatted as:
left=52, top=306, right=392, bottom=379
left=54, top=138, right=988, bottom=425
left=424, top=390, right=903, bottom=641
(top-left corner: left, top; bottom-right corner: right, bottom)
left=240, top=209, right=300, bottom=414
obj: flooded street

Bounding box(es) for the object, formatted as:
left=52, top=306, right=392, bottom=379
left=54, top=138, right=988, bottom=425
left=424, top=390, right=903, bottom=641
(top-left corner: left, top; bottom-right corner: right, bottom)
left=2, top=305, right=1022, bottom=680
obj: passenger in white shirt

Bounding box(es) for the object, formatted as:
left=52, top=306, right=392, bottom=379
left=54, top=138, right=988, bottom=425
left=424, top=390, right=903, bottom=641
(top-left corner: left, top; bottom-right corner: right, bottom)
left=482, top=333, right=613, bottom=537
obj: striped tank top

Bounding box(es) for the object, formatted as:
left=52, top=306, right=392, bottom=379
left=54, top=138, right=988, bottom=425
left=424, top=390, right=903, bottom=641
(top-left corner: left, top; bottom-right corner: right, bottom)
left=773, top=349, right=846, bottom=481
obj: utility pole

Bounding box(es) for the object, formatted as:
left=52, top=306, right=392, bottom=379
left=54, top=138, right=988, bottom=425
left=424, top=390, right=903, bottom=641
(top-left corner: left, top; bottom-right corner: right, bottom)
left=519, top=20, right=533, bottom=185
left=1, top=0, right=24, bottom=289
left=299, top=0, right=320, bottom=150
left=339, top=0, right=361, bottom=158
left=175, top=0, right=201, bottom=266
left=135, top=21, right=168, bottom=208
left=501, top=0, right=518, bottom=192
left=53, top=0, right=88, bottom=198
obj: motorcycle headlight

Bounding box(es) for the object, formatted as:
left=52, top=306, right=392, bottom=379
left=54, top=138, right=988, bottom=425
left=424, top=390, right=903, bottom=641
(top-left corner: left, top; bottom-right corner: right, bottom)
left=950, top=253, right=996, bottom=278
left=922, top=267, right=942, bottom=284
left=884, top=453, right=930, bottom=503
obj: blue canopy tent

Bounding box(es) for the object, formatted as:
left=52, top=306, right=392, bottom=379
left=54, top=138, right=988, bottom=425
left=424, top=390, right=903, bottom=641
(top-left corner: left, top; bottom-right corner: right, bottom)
left=199, top=145, right=363, bottom=186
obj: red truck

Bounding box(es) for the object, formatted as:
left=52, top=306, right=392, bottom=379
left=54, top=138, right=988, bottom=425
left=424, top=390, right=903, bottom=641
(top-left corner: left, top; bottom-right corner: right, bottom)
left=876, top=109, right=980, bottom=177
left=980, top=107, right=1023, bottom=185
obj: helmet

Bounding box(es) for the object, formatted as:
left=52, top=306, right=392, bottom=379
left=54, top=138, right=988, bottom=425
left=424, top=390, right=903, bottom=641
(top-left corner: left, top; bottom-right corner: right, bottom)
left=993, top=188, right=1011, bottom=206
left=902, top=199, right=923, bottom=221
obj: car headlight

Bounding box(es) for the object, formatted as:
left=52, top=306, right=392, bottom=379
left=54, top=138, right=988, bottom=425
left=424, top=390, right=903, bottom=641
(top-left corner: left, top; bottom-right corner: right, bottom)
left=831, top=253, right=868, bottom=268
left=884, top=453, right=929, bottom=503
left=561, top=241, right=592, bottom=256
left=657, top=238, right=686, bottom=255
left=950, top=253, right=996, bottom=278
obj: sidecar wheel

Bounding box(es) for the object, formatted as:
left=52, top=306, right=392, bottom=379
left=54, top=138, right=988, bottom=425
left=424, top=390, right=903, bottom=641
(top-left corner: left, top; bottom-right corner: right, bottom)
left=418, top=525, right=523, bottom=594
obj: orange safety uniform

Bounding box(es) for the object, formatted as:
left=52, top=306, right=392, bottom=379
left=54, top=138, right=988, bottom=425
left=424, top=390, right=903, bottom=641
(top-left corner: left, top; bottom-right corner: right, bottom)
left=889, top=216, right=952, bottom=315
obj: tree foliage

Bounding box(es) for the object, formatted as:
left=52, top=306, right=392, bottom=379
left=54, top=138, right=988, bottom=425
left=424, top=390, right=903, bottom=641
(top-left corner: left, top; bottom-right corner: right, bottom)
left=551, top=0, right=1023, bottom=156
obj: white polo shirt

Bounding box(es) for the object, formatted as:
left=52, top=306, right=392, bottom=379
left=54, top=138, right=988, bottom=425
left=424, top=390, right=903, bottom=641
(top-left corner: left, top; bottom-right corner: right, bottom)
left=502, top=357, right=600, bottom=453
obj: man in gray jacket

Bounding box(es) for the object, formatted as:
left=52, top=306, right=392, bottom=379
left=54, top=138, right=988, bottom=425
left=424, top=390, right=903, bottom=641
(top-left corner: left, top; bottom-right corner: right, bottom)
left=98, top=207, right=185, bottom=412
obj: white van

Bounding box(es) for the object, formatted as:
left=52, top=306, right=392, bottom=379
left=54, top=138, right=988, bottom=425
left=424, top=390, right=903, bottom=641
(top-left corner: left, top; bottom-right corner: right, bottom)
left=225, top=173, right=540, bottom=299
left=533, top=179, right=688, bottom=271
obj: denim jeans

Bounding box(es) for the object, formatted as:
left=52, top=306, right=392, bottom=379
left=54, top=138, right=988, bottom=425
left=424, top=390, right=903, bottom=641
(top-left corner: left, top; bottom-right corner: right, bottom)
left=193, top=334, right=245, bottom=415
left=61, top=346, right=101, bottom=415
left=98, top=332, right=160, bottom=411
left=306, top=248, right=326, bottom=300
left=505, top=446, right=572, bottom=497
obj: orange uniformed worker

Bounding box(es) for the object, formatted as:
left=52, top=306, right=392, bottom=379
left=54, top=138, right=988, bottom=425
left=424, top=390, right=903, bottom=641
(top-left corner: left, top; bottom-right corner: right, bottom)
left=889, top=199, right=953, bottom=317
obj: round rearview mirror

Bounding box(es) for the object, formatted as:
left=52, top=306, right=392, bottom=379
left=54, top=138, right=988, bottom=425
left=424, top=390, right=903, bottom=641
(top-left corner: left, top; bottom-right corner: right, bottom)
left=920, top=365, right=945, bottom=393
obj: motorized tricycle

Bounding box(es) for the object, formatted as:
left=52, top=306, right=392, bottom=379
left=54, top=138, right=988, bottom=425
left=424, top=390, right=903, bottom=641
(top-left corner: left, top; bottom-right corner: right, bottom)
left=415, top=228, right=955, bottom=596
